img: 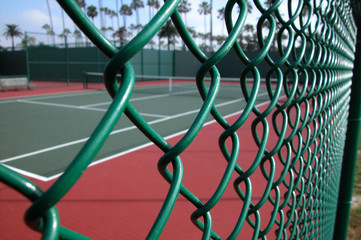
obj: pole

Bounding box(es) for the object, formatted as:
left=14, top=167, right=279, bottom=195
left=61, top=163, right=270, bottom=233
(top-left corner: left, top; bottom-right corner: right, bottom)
left=24, top=32, right=31, bottom=90
left=65, top=35, right=70, bottom=87
left=333, top=6, right=361, bottom=239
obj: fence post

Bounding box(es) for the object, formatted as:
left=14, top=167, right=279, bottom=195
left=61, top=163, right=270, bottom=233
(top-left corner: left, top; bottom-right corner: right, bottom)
left=333, top=14, right=361, bottom=240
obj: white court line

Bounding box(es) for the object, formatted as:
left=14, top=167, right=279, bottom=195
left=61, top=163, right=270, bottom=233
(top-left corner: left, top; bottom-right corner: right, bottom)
left=17, top=99, right=169, bottom=118
left=2, top=93, right=271, bottom=164
left=1, top=164, right=49, bottom=182
left=81, top=89, right=198, bottom=108
left=0, top=96, right=248, bottom=164
left=6, top=98, right=277, bottom=182
left=140, top=113, right=170, bottom=118
left=17, top=99, right=106, bottom=112
left=0, top=99, right=18, bottom=104
left=3, top=91, right=270, bottom=165
left=0, top=90, right=105, bottom=105
left=23, top=90, right=104, bottom=101
left=2, top=92, right=275, bottom=181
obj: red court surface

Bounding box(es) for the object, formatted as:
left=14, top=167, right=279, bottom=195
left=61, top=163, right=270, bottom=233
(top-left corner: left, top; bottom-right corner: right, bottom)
left=0, top=84, right=289, bottom=239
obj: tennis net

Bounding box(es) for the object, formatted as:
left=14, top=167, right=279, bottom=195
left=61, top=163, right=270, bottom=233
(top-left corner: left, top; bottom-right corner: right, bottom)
left=83, top=72, right=280, bottom=101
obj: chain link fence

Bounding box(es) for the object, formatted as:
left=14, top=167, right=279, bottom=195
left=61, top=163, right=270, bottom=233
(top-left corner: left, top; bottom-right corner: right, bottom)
left=1, top=0, right=360, bottom=239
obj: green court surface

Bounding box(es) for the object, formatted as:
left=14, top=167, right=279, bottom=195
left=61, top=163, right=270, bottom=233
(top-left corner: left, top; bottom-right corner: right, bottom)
left=0, top=81, right=276, bottom=181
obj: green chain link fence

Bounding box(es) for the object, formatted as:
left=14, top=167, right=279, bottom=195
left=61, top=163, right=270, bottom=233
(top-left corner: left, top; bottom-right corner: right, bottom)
left=1, top=0, right=360, bottom=239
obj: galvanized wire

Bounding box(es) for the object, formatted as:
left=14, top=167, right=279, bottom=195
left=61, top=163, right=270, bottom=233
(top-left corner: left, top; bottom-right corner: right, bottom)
left=0, top=0, right=357, bottom=239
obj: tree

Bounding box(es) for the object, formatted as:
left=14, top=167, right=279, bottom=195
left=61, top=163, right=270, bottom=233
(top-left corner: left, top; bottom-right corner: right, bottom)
left=158, top=20, right=178, bottom=50
left=178, top=0, right=191, bottom=26
left=98, top=0, right=104, bottom=29
left=109, top=10, right=117, bottom=30
left=21, top=36, right=36, bottom=47
left=198, top=2, right=211, bottom=44
left=246, top=0, right=253, bottom=13
left=115, top=0, right=121, bottom=30
left=107, top=26, right=114, bottom=39
left=130, top=23, right=143, bottom=35
left=147, top=0, right=160, bottom=21
left=3, top=24, right=23, bottom=51
left=60, top=28, right=72, bottom=44
left=87, top=5, right=98, bottom=23
left=73, top=29, right=83, bottom=47
left=131, top=0, right=145, bottom=26
left=46, top=0, right=55, bottom=45
left=217, top=7, right=225, bottom=35
left=244, top=24, right=255, bottom=35
left=74, top=0, right=86, bottom=45
left=42, top=24, right=54, bottom=45
left=112, top=26, right=126, bottom=46
left=75, top=0, right=86, bottom=11
left=100, top=7, right=109, bottom=29
left=120, top=4, right=132, bottom=36
left=209, top=0, right=213, bottom=51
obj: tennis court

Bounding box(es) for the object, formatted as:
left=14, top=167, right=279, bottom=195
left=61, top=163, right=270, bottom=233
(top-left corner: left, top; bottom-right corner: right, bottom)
left=0, top=79, right=286, bottom=239
left=0, top=79, right=276, bottom=181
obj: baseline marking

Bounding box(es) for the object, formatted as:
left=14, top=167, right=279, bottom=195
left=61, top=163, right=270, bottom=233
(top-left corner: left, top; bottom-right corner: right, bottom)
left=1, top=91, right=274, bottom=181
left=5, top=98, right=277, bottom=182
left=0, top=96, right=248, bottom=164
left=1, top=92, right=273, bottom=165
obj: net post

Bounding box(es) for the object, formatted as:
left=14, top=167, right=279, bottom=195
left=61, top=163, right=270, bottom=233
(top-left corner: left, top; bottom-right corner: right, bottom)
left=333, top=18, right=361, bottom=240
left=169, top=77, right=172, bottom=94
left=83, top=72, right=87, bottom=89
left=24, top=32, right=31, bottom=90
left=65, top=35, right=70, bottom=87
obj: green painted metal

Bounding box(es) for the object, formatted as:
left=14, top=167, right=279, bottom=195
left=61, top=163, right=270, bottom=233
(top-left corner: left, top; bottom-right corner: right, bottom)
left=334, top=1, right=361, bottom=238
left=0, top=0, right=359, bottom=239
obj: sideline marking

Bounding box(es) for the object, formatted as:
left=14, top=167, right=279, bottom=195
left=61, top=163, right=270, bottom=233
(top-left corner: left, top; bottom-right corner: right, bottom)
left=1, top=97, right=277, bottom=182
left=4, top=99, right=275, bottom=182
left=1, top=92, right=272, bottom=165
left=0, top=96, right=248, bottom=164
left=2, top=90, right=276, bottom=181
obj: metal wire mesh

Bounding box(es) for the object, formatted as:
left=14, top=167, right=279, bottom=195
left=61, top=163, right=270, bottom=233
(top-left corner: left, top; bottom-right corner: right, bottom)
left=0, top=0, right=358, bottom=239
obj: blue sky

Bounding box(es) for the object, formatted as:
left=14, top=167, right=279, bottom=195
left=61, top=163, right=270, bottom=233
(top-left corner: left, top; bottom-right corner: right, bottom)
left=0, top=0, right=234, bottom=48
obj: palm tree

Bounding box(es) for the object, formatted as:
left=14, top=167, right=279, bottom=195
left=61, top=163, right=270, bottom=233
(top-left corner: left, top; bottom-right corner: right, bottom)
left=74, top=0, right=86, bottom=45
left=3, top=24, right=23, bottom=51
left=112, top=26, right=126, bottom=46
left=100, top=7, right=109, bottom=30
left=264, top=0, right=273, bottom=8
left=87, top=5, right=98, bottom=23
left=45, top=0, right=55, bottom=45
left=131, top=0, right=145, bottom=26
left=130, top=23, right=143, bottom=35
left=59, top=29, right=71, bottom=46
left=209, top=0, right=213, bottom=51
left=21, top=36, right=36, bottom=47
left=108, top=26, right=114, bottom=39
left=147, top=0, right=160, bottom=21
left=62, top=28, right=71, bottom=37
left=73, top=29, right=83, bottom=47
left=120, top=4, right=132, bottom=39
left=75, top=0, right=86, bottom=11
left=109, top=10, right=117, bottom=30
left=98, top=0, right=104, bottom=30
left=158, top=20, right=178, bottom=50
left=244, top=24, right=255, bottom=35
left=178, top=0, right=191, bottom=26
left=217, top=7, right=225, bottom=35
left=42, top=24, right=54, bottom=45
left=101, top=27, right=108, bottom=37
left=115, top=0, right=121, bottom=30
left=198, top=2, right=211, bottom=44
left=246, top=0, right=253, bottom=13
